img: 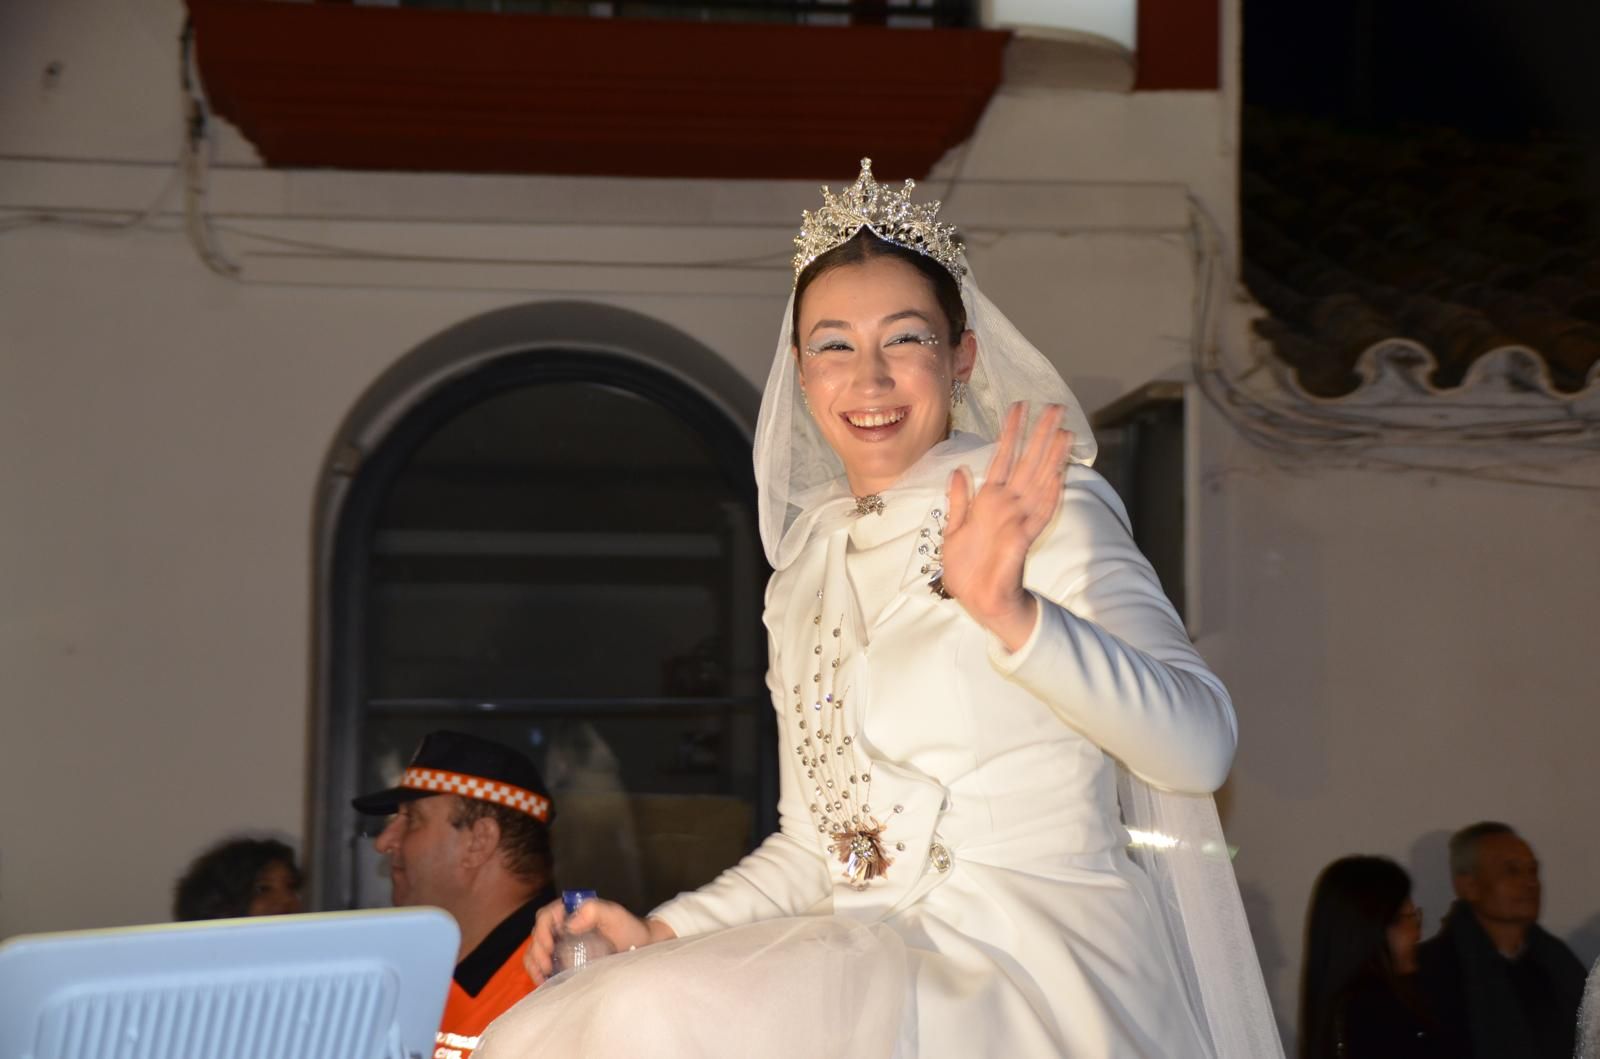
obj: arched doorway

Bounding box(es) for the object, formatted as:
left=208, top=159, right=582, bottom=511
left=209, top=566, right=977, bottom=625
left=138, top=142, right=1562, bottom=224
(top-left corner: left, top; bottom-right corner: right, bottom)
left=309, top=303, right=771, bottom=914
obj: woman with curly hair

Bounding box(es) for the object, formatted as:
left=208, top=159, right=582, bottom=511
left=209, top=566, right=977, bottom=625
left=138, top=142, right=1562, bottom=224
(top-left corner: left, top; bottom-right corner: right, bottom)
left=173, top=836, right=303, bottom=921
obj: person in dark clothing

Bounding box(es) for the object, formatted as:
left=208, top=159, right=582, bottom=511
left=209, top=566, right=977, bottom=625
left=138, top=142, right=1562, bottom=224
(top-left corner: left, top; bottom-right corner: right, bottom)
left=173, top=836, right=303, bottom=921
left=1416, top=822, right=1587, bottom=1059
left=1299, top=855, right=1460, bottom=1059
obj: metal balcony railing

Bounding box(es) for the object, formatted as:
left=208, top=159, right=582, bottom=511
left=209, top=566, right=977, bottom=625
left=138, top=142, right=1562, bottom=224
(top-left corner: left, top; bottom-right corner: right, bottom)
left=361, top=0, right=975, bottom=29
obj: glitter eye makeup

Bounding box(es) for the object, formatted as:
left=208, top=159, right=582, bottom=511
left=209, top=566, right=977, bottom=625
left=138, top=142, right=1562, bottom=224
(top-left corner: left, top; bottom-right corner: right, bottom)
left=803, top=331, right=939, bottom=359
left=803, top=338, right=854, bottom=357
left=886, top=331, right=940, bottom=348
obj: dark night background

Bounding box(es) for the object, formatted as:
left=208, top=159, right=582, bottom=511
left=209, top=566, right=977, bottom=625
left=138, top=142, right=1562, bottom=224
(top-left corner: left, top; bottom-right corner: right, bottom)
left=1238, top=0, right=1600, bottom=396
left=1244, top=0, right=1600, bottom=139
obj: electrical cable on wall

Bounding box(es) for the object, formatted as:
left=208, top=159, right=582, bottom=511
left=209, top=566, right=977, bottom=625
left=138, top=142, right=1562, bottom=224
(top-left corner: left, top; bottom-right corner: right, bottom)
left=0, top=24, right=206, bottom=242
left=0, top=166, right=179, bottom=238
left=179, top=18, right=240, bottom=278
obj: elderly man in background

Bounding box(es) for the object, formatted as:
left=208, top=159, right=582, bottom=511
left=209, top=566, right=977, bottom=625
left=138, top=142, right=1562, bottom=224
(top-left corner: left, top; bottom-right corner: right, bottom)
left=1416, top=821, right=1586, bottom=1059
left=354, top=730, right=557, bottom=1059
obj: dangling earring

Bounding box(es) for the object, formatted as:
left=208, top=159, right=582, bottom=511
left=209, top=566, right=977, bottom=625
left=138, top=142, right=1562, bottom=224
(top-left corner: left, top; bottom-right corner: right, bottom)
left=800, top=386, right=813, bottom=415
left=945, top=378, right=966, bottom=440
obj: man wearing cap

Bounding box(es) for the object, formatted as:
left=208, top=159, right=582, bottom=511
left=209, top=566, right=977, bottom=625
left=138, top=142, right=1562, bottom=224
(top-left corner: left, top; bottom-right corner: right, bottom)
left=354, top=730, right=557, bottom=1059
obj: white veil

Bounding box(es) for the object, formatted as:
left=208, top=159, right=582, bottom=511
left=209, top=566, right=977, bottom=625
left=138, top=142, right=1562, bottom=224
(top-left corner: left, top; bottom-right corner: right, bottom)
left=753, top=259, right=1283, bottom=1058
left=753, top=261, right=1096, bottom=571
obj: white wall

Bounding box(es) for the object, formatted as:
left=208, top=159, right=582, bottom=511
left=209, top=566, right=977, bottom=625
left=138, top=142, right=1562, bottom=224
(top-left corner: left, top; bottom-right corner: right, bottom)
left=1198, top=406, right=1600, bottom=1036
left=4, top=1, right=1597, bottom=1050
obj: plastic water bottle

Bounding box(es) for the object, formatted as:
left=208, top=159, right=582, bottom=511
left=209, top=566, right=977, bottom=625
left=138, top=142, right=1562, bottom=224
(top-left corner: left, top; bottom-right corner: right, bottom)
left=551, top=889, right=615, bottom=973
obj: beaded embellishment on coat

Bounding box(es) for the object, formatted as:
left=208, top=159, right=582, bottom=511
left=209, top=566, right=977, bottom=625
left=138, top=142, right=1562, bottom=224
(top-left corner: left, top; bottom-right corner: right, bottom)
left=795, top=594, right=892, bottom=889
left=919, top=508, right=952, bottom=600
left=839, top=827, right=892, bottom=889
left=852, top=494, right=886, bottom=518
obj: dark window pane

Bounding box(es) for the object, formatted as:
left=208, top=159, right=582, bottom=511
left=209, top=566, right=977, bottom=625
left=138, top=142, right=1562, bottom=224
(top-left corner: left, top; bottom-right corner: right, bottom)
left=335, top=362, right=772, bottom=914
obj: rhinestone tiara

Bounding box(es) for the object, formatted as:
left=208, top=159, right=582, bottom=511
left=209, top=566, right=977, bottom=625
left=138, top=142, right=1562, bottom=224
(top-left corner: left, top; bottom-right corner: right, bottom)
left=792, top=158, right=966, bottom=283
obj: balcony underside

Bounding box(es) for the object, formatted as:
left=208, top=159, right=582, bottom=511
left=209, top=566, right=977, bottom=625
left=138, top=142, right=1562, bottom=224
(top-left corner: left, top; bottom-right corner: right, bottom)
left=187, top=0, right=1011, bottom=179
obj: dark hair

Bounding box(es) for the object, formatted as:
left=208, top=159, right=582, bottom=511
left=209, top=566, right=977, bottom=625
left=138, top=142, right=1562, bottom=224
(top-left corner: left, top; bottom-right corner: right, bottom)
left=791, top=231, right=967, bottom=349
left=1448, top=820, right=1516, bottom=877
left=1298, top=856, right=1413, bottom=1059
left=448, top=797, right=553, bottom=885
left=173, top=837, right=301, bottom=921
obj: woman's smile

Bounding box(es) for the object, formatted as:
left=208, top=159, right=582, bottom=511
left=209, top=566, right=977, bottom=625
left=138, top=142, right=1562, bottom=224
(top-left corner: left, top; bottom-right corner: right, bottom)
left=841, top=406, right=909, bottom=434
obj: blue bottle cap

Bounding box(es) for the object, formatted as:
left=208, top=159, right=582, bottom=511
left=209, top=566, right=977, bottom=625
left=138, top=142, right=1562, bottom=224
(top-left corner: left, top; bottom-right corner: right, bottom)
left=562, top=888, right=598, bottom=915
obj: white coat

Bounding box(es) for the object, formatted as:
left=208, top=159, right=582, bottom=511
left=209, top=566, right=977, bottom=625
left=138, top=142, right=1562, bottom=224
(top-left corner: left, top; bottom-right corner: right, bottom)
left=649, top=454, right=1238, bottom=1057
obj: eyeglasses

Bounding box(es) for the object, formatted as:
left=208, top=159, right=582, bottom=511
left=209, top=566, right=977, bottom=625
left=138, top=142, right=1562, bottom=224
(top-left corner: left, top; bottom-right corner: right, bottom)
left=1394, top=905, right=1424, bottom=925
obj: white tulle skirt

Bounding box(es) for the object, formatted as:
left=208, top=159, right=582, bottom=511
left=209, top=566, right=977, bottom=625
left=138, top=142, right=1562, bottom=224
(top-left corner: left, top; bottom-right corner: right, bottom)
left=475, top=918, right=907, bottom=1059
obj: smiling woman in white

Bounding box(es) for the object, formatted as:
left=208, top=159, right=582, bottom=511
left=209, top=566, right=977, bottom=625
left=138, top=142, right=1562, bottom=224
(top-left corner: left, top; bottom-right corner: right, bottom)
left=477, top=161, right=1280, bottom=1058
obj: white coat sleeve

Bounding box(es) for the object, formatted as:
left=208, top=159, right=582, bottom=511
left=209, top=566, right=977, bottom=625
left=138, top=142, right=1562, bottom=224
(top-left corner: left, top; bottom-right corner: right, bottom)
left=985, top=468, right=1237, bottom=794
left=649, top=624, right=833, bottom=937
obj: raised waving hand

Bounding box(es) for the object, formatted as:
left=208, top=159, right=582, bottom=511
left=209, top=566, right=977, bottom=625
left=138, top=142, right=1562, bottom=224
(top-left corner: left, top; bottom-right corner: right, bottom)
left=940, top=402, right=1075, bottom=653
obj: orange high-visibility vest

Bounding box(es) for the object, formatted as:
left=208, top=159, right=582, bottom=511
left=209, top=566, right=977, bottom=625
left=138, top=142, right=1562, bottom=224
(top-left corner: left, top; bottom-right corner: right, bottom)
left=430, top=896, right=546, bottom=1059
left=431, top=934, right=535, bottom=1059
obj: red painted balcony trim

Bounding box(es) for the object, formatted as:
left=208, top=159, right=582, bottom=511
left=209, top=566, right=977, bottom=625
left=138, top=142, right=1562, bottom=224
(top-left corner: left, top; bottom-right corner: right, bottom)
left=1135, top=0, right=1221, bottom=90
left=186, top=0, right=1010, bottom=179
